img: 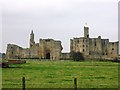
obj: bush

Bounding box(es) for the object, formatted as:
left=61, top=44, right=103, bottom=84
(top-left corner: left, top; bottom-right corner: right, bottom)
left=70, top=51, right=85, bottom=61
left=112, top=58, right=120, bottom=62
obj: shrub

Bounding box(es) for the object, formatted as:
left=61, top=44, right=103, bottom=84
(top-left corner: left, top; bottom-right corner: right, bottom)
left=70, top=51, right=85, bottom=61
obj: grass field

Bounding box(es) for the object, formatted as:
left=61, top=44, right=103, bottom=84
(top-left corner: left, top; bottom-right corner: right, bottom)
left=1, top=60, right=119, bottom=88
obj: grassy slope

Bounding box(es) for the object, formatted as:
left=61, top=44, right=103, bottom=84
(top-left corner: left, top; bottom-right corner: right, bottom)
left=2, top=60, right=118, bottom=88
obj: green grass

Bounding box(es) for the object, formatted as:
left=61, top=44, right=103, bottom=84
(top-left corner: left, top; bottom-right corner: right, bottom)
left=1, top=60, right=119, bottom=88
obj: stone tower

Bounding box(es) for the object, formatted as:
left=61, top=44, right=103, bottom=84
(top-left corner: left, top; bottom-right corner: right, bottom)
left=70, top=24, right=119, bottom=60
left=39, top=39, right=63, bottom=60
left=30, top=30, right=35, bottom=47
left=84, top=23, right=89, bottom=38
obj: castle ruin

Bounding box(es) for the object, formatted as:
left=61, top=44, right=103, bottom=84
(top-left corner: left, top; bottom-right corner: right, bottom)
left=70, top=24, right=119, bottom=60
left=6, top=24, right=119, bottom=60
left=6, top=30, right=63, bottom=60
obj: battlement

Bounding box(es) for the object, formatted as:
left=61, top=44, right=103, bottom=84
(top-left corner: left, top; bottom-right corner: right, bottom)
left=5, top=25, right=119, bottom=60
left=70, top=25, right=119, bottom=60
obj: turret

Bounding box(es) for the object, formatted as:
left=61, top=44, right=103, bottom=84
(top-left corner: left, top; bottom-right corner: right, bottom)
left=70, top=39, right=73, bottom=52
left=84, top=23, right=89, bottom=38
left=30, top=30, right=35, bottom=47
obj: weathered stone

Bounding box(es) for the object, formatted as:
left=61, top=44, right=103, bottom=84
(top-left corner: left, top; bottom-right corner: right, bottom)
left=61, top=53, right=70, bottom=60
left=70, top=25, right=119, bottom=60
left=6, top=31, right=63, bottom=60
left=5, top=25, right=119, bottom=60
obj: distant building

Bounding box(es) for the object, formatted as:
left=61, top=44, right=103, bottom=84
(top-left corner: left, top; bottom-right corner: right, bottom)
left=5, top=24, right=119, bottom=60
left=70, top=24, right=119, bottom=60
left=6, top=30, right=63, bottom=60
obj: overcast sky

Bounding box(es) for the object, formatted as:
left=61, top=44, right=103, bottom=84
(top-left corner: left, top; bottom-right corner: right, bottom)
left=1, top=0, right=119, bottom=53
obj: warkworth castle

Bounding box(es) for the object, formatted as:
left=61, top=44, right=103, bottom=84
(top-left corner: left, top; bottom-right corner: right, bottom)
left=6, top=24, right=119, bottom=60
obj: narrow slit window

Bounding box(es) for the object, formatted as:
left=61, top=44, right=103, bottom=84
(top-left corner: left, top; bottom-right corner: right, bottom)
left=95, top=43, right=96, bottom=46
left=83, top=49, right=85, bottom=52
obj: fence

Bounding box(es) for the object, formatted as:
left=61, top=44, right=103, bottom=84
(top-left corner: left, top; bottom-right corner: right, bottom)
left=22, top=77, right=77, bottom=90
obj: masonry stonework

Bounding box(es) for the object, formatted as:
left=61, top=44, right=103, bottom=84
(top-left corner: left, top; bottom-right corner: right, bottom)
left=6, top=24, right=119, bottom=60
left=6, top=31, right=63, bottom=60
left=70, top=25, right=119, bottom=60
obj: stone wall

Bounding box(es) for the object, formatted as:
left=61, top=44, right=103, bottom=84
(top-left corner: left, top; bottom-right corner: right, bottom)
left=6, top=39, right=62, bottom=60
left=61, top=53, right=70, bottom=60
left=5, top=26, right=119, bottom=60
left=107, top=42, right=119, bottom=59
left=29, top=43, right=39, bottom=58
left=39, top=39, right=62, bottom=60
left=70, top=25, right=119, bottom=60
left=6, top=44, right=23, bottom=59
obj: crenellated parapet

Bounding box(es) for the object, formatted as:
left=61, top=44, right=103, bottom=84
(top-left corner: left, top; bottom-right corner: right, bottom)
left=70, top=24, right=119, bottom=60
left=6, top=33, right=63, bottom=60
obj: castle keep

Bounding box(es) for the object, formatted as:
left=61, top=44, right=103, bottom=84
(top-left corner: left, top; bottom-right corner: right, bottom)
left=6, top=24, right=119, bottom=60
left=6, top=30, right=63, bottom=60
left=70, top=24, right=119, bottom=60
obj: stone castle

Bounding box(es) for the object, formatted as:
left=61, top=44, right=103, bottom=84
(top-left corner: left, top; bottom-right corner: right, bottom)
left=70, top=25, right=119, bottom=60
left=6, top=30, right=62, bottom=60
left=6, top=24, right=119, bottom=60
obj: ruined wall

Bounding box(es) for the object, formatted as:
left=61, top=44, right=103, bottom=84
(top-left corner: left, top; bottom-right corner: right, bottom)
left=20, top=48, right=30, bottom=58
left=71, top=38, right=84, bottom=52
left=100, top=39, right=109, bottom=59
left=6, top=44, right=23, bottom=59
left=70, top=37, right=90, bottom=58
left=89, top=37, right=102, bottom=59
left=39, top=39, right=62, bottom=60
left=6, top=27, right=119, bottom=60
left=70, top=37, right=119, bottom=60
left=107, top=42, right=119, bottom=59
left=29, top=43, right=39, bottom=58
left=6, top=30, right=63, bottom=60
left=70, top=24, right=119, bottom=60
left=70, top=39, right=73, bottom=52
left=6, top=44, right=30, bottom=59
left=61, top=53, right=70, bottom=60
left=53, top=41, right=62, bottom=60
left=6, top=39, right=62, bottom=60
